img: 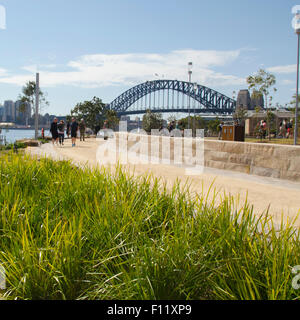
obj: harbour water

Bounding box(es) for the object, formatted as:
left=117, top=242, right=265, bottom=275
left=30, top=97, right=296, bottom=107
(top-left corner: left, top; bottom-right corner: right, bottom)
left=0, top=129, right=42, bottom=144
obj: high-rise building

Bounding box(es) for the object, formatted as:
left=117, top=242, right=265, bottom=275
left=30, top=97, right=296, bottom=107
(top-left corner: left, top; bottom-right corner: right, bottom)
left=0, top=105, right=4, bottom=121
left=15, top=100, right=31, bottom=124
left=3, top=100, right=15, bottom=122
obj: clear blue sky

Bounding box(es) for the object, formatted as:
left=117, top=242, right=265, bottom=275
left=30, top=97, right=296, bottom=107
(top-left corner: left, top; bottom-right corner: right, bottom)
left=0, top=0, right=298, bottom=115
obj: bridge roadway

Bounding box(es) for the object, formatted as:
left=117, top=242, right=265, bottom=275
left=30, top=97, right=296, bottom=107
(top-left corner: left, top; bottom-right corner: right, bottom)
left=117, top=108, right=233, bottom=116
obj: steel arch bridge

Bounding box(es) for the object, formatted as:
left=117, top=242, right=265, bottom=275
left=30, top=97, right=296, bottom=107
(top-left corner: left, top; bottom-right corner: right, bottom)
left=107, top=80, right=236, bottom=116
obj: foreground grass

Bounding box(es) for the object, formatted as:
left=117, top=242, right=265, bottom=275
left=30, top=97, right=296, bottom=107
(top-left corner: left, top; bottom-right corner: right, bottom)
left=0, top=153, right=299, bottom=300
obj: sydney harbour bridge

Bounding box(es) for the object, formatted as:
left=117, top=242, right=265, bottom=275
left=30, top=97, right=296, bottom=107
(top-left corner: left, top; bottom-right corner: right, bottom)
left=107, top=79, right=237, bottom=117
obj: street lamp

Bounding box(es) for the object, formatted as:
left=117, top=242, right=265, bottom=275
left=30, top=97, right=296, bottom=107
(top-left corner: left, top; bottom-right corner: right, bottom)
left=188, top=62, right=193, bottom=129
left=293, top=9, right=300, bottom=145
left=193, top=82, right=197, bottom=137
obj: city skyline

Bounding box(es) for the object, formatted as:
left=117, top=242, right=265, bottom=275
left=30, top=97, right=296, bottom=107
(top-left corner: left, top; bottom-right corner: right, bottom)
left=0, top=99, right=31, bottom=124
left=0, top=0, right=299, bottom=116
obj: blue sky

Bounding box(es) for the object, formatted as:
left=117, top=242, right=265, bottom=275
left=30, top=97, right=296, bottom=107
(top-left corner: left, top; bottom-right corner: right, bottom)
left=0, top=0, right=299, bottom=115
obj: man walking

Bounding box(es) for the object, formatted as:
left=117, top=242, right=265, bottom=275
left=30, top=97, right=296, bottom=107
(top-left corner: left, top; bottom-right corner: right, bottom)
left=218, top=122, right=224, bottom=140
left=50, top=118, right=59, bottom=145
left=79, top=119, right=86, bottom=142
left=66, top=121, right=71, bottom=139
left=70, top=117, right=79, bottom=147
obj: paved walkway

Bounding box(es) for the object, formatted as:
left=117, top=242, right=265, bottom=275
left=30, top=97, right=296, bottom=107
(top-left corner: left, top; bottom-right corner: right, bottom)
left=27, top=138, right=300, bottom=228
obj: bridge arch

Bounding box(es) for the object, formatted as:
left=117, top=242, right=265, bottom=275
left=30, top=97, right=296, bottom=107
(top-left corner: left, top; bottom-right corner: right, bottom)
left=107, top=80, right=236, bottom=116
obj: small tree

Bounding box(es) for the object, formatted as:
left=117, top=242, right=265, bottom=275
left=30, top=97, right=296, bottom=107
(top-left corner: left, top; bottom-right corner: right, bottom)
left=207, top=118, right=221, bottom=136
left=70, top=97, right=118, bottom=134
left=19, top=81, right=49, bottom=125
left=142, top=110, right=163, bottom=133
left=233, top=105, right=248, bottom=125
left=247, top=69, right=277, bottom=110
left=266, top=109, right=276, bottom=140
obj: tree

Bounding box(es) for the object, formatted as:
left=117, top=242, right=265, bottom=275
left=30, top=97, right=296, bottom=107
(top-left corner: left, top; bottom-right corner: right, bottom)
left=266, top=109, right=276, bottom=140
left=178, top=115, right=206, bottom=131
left=247, top=69, right=277, bottom=110
left=105, top=109, right=119, bottom=130
left=167, top=114, right=177, bottom=124
left=142, top=110, right=163, bottom=133
left=207, top=118, right=221, bottom=135
left=19, top=81, right=49, bottom=125
left=70, top=97, right=118, bottom=134
left=233, top=105, right=248, bottom=125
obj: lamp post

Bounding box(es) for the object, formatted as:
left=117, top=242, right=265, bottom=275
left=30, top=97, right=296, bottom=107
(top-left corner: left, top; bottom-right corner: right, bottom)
left=35, top=73, right=39, bottom=140
left=293, top=10, right=300, bottom=145
left=193, top=82, right=197, bottom=137
left=188, top=62, right=193, bottom=129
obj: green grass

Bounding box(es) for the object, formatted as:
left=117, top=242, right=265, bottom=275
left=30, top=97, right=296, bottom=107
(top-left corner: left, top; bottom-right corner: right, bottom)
left=0, top=142, right=26, bottom=152
left=0, top=153, right=299, bottom=300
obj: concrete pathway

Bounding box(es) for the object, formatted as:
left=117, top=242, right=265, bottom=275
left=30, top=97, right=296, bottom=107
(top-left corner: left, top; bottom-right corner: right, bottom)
left=27, top=138, right=300, bottom=228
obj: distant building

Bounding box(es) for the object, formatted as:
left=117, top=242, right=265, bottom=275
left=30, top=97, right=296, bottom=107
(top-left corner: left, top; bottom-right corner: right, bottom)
left=250, top=91, right=264, bottom=110
left=0, top=105, right=3, bottom=121
left=14, top=100, right=31, bottom=124
left=236, top=90, right=251, bottom=110
left=3, top=100, right=14, bottom=122
left=120, top=115, right=130, bottom=122
left=236, top=89, right=265, bottom=111
left=245, top=110, right=294, bottom=136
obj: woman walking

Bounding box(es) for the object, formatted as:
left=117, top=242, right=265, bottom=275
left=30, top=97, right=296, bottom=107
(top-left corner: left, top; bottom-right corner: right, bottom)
left=70, top=117, right=79, bottom=147
left=58, top=120, right=65, bottom=146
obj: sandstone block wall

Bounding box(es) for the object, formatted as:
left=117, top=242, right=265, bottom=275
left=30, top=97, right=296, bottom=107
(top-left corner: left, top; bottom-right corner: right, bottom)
left=115, top=133, right=300, bottom=182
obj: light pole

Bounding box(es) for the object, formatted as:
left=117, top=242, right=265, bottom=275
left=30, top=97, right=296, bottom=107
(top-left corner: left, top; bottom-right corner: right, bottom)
left=35, top=73, right=39, bottom=140
left=188, top=62, right=193, bottom=129
left=293, top=10, right=300, bottom=145
left=193, top=82, right=197, bottom=137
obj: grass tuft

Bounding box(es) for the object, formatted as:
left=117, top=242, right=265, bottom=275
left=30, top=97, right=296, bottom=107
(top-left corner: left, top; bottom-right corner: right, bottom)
left=0, top=153, right=299, bottom=300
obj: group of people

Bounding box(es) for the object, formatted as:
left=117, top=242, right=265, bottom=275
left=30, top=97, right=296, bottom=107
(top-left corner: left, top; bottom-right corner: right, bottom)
left=50, top=117, right=86, bottom=147
left=256, top=118, right=294, bottom=139
left=278, top=119, right=293, bottom=139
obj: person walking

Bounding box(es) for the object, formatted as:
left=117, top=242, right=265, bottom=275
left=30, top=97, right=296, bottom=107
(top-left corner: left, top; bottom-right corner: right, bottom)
left=50, top=118, right=59, bottom=145
left=66, top=121, right=71, bottom=139
left=70, top=117, right=79, bottom=147
left=218, top=122, right=224, bottom=140
left=57, top=120, right=65, bottom=146
left=79, top=119, right=86, bottom=142
left=286, top=119, right=293, bottom=139
left=262, top=120, right=267, bottom=139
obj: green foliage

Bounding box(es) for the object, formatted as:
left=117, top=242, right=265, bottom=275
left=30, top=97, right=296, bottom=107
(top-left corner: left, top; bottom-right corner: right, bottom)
left=70, top=97, right=119, bottom=134
left=19, top=81, right=49, bottom=115
left=177, top=116, right=207, bottom=131
left=142, top=110, right=163, bottom=133
left=0, top=155, right=299, bottom=300
left=233, top=106, right=248, bottom=125
left=0, top=142, right=26, bottom=152
left=207, top=118, right=221, bottom=134
left=247, top=69, right=277, bottom=108
left=177, top=116, right=221, bottom=135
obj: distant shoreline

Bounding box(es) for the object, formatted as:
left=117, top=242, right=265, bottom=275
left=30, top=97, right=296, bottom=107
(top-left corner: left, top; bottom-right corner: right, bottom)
left=0, top=127, right=49, bottom=131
